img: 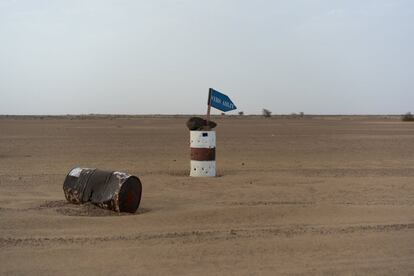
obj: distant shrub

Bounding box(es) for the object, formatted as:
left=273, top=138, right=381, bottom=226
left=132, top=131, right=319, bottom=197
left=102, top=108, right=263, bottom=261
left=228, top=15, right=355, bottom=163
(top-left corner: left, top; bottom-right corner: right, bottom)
left=299, top=112, right=304, bottom=118
left=238, top=111, right=244, bottom=116
left=221, top=112, right=225, bottom=116
left=402, top=112, right=414, bottom=122
left=262, top=109, right=272, bottom=118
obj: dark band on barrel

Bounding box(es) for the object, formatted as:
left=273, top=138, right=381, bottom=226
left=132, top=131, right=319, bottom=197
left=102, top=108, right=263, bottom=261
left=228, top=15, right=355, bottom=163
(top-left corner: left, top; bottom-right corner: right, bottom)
left=191, top=147, right=216, bottom=161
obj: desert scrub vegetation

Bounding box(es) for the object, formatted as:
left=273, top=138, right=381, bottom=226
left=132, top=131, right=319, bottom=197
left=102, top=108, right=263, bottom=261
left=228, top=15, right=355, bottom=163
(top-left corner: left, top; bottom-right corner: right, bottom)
left=402, top=112, right=414, bottom=122
left=262, top=109, right=272, bottom=118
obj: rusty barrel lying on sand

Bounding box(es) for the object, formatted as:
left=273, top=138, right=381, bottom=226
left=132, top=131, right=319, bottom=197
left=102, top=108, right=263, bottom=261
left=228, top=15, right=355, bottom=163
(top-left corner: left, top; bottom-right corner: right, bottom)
left=63, top=167, right=142, bottom=213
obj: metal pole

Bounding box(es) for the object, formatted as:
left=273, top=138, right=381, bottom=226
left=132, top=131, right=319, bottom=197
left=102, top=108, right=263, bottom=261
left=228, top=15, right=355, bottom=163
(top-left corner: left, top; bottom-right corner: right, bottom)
left=206, top=88, right=212, bottom=125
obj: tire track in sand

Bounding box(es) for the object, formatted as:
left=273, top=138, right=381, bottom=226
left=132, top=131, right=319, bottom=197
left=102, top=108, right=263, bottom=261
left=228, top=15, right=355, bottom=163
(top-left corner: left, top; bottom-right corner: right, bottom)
left=1, top=223, right=413, bottom=248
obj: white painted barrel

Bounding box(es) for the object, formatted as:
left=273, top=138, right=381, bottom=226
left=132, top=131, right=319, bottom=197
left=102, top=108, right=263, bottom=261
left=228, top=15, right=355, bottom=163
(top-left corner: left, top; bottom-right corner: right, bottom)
left=190, top=130, right=216, bottom=177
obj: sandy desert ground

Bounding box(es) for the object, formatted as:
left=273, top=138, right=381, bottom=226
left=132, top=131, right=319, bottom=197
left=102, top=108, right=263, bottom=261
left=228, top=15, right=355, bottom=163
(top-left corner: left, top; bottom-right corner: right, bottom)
left=0, top=115, right=413, bottom=275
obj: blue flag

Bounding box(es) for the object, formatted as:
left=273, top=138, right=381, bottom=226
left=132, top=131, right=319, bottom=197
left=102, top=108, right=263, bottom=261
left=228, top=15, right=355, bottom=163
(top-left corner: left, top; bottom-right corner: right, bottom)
left=208, top=88, right=237, bottom=112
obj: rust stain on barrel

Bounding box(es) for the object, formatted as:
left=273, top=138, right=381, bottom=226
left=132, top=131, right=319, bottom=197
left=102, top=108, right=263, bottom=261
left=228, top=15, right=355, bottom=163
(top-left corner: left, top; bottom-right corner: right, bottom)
left=191, top=148, right=216, bottom=161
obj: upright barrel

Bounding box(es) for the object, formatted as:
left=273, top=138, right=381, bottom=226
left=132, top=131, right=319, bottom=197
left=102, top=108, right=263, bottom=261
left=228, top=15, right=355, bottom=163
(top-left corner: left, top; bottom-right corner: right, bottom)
left=190, top=130, right=216, bottom=177
left=63, top=167, right=142, bottom=213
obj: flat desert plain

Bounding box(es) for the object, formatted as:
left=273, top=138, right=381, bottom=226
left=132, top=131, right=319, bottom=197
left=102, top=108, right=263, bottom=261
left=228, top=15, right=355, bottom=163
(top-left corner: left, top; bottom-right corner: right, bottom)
left=0, top=116, right=413, bottom=275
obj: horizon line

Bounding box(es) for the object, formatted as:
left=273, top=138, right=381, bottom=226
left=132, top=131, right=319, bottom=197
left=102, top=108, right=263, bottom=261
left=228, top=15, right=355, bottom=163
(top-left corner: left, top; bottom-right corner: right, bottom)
left=0, top=113, right=407, bottom=117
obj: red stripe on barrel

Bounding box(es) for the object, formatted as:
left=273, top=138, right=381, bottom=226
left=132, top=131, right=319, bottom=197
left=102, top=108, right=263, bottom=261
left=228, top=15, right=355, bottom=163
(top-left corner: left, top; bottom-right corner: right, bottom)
left=191, top=147, right=216, bottom=161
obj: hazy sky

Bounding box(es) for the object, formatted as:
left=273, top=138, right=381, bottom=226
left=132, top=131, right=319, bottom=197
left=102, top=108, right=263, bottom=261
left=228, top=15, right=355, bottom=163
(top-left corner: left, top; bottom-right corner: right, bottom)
left=0, top=0, right=413, bottom=115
